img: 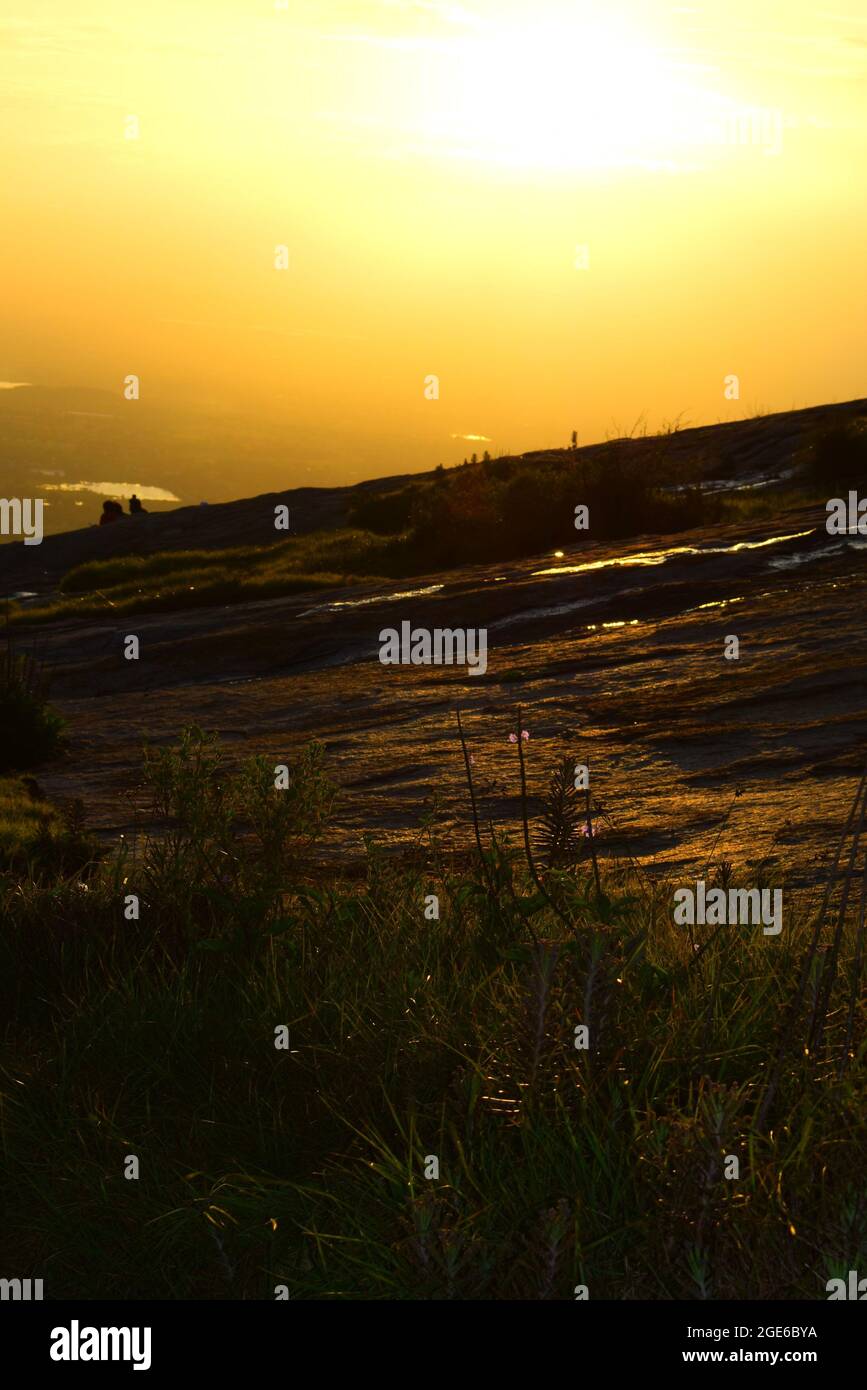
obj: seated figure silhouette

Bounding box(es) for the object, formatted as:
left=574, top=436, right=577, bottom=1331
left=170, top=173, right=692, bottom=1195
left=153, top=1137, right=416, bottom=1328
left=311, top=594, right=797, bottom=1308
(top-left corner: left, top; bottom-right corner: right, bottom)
left=99, top=499, right=125, bottom=525
left=129, top=494, right=147, bottom=515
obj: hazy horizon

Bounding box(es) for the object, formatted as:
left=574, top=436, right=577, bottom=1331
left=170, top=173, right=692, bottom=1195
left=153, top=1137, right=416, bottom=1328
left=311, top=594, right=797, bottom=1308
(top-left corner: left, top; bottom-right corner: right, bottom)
left=3, top=0, right=867, bottom=501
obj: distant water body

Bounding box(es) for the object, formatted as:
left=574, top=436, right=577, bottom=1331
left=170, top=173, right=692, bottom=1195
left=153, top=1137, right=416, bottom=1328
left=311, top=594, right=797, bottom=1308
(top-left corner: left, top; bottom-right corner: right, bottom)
left=40, top=480, right=180, bottom=502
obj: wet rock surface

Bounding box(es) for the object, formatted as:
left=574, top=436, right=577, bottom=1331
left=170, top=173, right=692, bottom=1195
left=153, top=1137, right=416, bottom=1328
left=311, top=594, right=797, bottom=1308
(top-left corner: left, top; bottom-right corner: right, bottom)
left=14, top=499, right=866, bottom=887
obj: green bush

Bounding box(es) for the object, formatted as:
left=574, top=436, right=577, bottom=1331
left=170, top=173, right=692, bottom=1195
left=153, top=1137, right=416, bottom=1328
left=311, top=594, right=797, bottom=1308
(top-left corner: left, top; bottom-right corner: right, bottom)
left=348, top=485, right=420, bottom=534
left=1, top=729, right=865, bottom=1298
left=802, top=419, right=867, bottom=493
left=0, top=776, right=93, bottom=872
left=0, top=648, right=66, bottom=771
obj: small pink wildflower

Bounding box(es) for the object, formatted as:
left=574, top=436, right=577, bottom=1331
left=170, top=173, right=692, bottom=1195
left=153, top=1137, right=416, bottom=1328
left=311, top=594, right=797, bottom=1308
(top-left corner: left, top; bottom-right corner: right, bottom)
left=509, top=730, right=530, bottom=743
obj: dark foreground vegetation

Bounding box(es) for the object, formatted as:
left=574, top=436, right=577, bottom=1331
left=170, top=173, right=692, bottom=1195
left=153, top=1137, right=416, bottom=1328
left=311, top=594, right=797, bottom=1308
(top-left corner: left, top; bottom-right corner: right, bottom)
left=2, top=724, right=865, bottom=1300
left=0, top=646, right=65, bottom=770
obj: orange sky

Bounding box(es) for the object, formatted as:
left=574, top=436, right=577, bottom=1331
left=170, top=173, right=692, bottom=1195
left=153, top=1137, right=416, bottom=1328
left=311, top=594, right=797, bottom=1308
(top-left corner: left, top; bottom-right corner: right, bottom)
left=2, top=0, right=867, bottom=479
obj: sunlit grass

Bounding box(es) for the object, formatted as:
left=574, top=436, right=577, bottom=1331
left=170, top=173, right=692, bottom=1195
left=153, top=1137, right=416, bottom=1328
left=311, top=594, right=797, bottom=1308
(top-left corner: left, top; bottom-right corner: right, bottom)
left=10, top=529, right=404, bottom=625
left=0, top=729, right=864, bottom=1299
left=0, top=777, right=60, bottom=862
left=0, top=775, right=92, bottom=870
left=8, top=422, right=835, bottom=627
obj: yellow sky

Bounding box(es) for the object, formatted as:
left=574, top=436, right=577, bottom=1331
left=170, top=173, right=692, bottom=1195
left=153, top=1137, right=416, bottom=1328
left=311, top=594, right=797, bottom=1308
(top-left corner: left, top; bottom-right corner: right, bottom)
left=3, top=0, right=867, bottom=479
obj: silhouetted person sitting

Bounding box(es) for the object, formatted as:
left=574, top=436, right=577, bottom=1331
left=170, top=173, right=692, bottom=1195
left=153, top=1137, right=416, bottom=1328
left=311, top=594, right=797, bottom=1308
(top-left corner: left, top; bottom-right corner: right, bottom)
left=99, top=500, right=125, bottom=525
left=129, top=494, right=147, bottom=515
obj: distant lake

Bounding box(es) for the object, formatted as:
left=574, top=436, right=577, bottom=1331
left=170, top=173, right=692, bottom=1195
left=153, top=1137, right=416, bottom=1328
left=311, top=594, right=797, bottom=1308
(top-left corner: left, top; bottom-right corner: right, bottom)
left=40, top=480, right=180, bottom=502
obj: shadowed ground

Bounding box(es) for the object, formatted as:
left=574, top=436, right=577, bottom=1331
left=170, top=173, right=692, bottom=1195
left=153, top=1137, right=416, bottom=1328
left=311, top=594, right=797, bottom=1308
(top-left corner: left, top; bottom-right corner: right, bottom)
left=12, top=498, right=865, bottom=886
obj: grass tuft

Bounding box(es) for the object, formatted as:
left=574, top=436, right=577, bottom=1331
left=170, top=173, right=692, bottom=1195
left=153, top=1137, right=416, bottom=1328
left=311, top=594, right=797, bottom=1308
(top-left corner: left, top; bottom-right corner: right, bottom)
left=0, top=729, right=864, bottom=1299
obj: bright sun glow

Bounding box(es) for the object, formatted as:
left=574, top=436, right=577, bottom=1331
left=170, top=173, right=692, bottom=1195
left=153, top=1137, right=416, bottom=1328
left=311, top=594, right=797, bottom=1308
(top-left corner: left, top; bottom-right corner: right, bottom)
left=404, top=15, right=726, bottom=170
left=4, top=0, right=867, bottom=467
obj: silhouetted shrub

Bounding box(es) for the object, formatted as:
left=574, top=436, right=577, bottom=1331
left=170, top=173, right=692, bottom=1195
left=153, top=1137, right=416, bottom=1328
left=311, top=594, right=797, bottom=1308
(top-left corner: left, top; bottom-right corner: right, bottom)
left=0, top=649, right=65, bottom=771
left=802, top=420, right=867, bottom=493
left=348, top=486, right=420, bottom=535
